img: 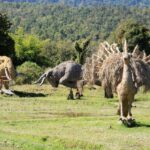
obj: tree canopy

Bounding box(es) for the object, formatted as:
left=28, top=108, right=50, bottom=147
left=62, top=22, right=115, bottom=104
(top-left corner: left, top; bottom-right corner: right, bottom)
left=1, top=4, right=150, bottom=42
left=0, top=4, right=150, bottom=69
left=109, top=19, right=150, bottom=54
left=0, top=13, right=15, bottom=59
left=11, top=27, right=49, bottom=66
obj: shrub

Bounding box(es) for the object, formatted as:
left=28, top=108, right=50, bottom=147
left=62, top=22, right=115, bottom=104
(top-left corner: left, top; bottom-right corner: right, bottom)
left=16, top=61, right=43, bottom=84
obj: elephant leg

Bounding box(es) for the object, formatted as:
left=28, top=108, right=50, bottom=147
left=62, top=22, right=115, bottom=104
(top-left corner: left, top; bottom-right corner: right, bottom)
left=77, top=80, right=84, bottom=97
left=67, top=88, right=74, bottom=100
left=0, top=79, right=2, bottom=93
left=4, top=81, right=9, bottom=89
left=75, top=88, right=80, bottom=99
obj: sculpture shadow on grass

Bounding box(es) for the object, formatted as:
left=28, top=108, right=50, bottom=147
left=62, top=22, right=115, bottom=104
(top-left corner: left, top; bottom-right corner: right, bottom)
left=14, top=90, right=47, bottom=97
left=134, top=122, right=150, bottom=128
left=122, top=120, right=150, bottom=128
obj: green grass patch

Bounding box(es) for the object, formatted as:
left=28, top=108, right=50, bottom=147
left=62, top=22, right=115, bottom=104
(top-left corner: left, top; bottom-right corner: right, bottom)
left=0, top=85, right=150, bottom=150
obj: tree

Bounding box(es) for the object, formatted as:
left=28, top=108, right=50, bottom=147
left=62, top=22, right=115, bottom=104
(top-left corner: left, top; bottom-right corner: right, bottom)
left=109, top=19, right=150, bottom=54
left=74, top=39, right=91, bottom=65
left=0, top=13, right=15, bottom=59
left=41, top=40, right=74, bottom=67
left=16, top=61, right=43, bottom=84
left=11, top=27, right=49, bottom=66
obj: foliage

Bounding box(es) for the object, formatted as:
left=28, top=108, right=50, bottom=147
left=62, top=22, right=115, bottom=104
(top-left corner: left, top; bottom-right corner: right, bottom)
left=1, top=4, right=150, bottom=42
left=16, top=61, right=43, bottom=84
left=11, top=27, right=49, bottom=66
left=74, top=39, right=90, bottom=64
left=0, top=13, right=15, bottom=60
left=0, top=4, right=150, bottom=67
left=41, top=40, right=75, bottom=67
left=109, top=19, right=150, bottom=53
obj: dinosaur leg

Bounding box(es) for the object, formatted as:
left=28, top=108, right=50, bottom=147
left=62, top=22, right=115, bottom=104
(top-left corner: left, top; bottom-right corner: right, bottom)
left=104, top=86, right=113, bottom=98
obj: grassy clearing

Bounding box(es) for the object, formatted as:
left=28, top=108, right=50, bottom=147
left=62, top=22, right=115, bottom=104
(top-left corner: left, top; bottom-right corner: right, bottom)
left=0, top=85, right=150, bottom=150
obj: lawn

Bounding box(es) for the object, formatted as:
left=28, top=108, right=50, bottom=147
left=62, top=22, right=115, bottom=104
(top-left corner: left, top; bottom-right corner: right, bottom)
left=0, top=85, right=150, bottom=150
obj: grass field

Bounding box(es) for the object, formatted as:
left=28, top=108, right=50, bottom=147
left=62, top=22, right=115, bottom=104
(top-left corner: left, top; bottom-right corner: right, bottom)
left=0, top=85, right=150, bottom=150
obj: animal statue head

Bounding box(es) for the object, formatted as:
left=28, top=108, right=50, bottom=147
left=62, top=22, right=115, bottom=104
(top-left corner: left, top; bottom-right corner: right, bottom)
left=0, top=56, right=16, bottom=81
left=122, top=40, right=132, bottom=65
left=123, top=53, right=132, bottom=65
left=35, top=69, right=59, bottom=88
left=46, top=70, right=59, bottom=88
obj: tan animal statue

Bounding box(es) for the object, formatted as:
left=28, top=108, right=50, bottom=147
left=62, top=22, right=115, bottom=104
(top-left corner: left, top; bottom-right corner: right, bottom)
left=0, top=56, right=16, bottom=94
left=88, top=41, right=150, bottom=99
left=116, top=41, right=137, bottom=124
left=99, top=41, right=150, bottom=126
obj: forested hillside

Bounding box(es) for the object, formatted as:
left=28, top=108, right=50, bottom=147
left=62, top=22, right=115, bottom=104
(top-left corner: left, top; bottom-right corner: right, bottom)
left=0, top=3, right=150, bottom=41
left=0, top=3, right=150, bottom=81
left=0, top=0, right=150, bottom=6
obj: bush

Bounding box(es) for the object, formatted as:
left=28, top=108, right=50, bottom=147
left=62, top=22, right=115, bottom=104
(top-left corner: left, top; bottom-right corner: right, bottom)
left=16, top=61, right=43, bottom=84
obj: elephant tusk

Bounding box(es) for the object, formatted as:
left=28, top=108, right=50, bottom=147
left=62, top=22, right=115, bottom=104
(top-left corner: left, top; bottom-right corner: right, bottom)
left=34, top=73, right=47, bottom=85
left=39, top=76, right=46, bottom=86
left=4, top=68, right=11, bottom=81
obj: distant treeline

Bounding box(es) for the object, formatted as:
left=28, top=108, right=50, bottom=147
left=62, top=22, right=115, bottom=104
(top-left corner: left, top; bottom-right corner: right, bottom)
left=0, top=0, right=150, bottom=6
left=0, top=3, right=149, bottom=41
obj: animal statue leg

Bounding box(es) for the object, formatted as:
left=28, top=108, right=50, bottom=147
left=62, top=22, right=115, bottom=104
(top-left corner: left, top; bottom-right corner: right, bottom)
left=4, top=81, right=9, bottom=89
left=0, top=79, right=2, bottom=94
left=75, top=88, right=80, bottom=99
left=117, top=104, right=121, bottom=115
left=128, top=95, right=135, bottom=121
left=119, top=95, right=128, bottom=121
left=89, top=81, right=96, bottom=90
left=67, top=88, right=74, bottom=100
left=104, top=86, right=113, bottom=98
left=76, top=80, right=85, bottom=97
left=122, top=101, right=128, bottom=120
